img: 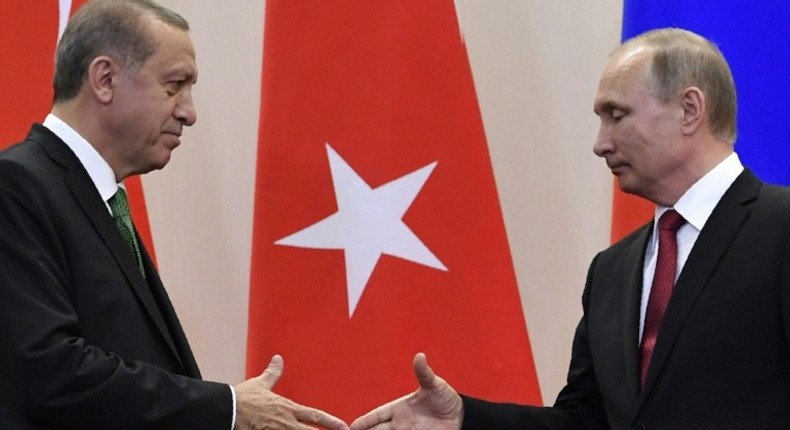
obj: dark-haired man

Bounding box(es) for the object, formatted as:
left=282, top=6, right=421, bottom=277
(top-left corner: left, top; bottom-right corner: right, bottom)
left=0, top=1, right=347, bottom=429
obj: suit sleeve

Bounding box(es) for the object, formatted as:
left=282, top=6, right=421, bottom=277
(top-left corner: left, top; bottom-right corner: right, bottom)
left=0, top=158, right=233, bottom=429
left=460, top=255, right=609, bottom=430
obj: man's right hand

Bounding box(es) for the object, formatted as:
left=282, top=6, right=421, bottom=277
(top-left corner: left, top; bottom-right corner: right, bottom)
left=350, top=353, right=463, bottom=430
left=234, top=354, right=349, bottom=430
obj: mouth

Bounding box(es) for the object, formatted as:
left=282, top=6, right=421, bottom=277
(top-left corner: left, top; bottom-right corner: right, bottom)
left=162, top=131, right=182, bottom=149
left=164, top=127, right=182, bottom=137
left=607, top=162, right=628, bottom=175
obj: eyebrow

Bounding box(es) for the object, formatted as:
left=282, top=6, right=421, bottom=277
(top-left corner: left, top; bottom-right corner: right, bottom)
left=164, top=61, right=197, bottom=79
left=593, top=100, right=624, bottom=116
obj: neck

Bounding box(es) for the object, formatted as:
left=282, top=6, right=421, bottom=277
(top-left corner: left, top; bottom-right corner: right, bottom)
left=51, top=102, right=124, bottom=182
left=653, top=141, right=733, bottom=207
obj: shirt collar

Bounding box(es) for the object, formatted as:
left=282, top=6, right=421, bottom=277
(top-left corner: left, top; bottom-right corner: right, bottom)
left=42, top=113, right=122, bottom=203
left=654, top=152, right=744, bottom=231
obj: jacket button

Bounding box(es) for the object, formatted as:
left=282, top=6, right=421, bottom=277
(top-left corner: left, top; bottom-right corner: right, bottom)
left=632, top=423, right=646, bottom=430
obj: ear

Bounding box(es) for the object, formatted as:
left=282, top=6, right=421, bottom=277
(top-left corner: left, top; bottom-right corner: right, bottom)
left=87, top=56, right=118, bottom=104
left=679, top=86, right=705, bottom=135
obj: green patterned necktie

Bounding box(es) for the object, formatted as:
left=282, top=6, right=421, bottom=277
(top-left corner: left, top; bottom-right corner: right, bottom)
left=108, top=187, right=144, bottom=274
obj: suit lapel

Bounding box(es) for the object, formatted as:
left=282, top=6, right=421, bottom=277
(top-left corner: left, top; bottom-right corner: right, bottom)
left=138, top=239, right=199, bottom=376
left=32, top=126, right=188, bottom=373
left=638, top=170, right=759, bottom=401
left=622, top=225, right=651, bottom=398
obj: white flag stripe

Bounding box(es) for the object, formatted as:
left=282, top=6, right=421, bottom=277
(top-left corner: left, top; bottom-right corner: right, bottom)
left=147, top=0, right=621, bottom=401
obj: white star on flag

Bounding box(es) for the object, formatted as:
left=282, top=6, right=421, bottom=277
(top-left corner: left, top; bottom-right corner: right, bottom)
left=275, top=143, right=448, bottom=317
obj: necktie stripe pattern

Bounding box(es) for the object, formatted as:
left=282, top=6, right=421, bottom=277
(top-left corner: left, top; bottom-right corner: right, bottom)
left=108, top=187, right=144, bottom=274
left=640, top=209, right=685, bottom=385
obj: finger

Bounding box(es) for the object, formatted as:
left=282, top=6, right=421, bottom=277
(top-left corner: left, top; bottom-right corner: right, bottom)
left=354, top=424, right=392, bottom=430
left=351, top=415, right=391, bottom=430
left=293, top=405, right=349, bottom=430
left=350, top=411, right=388, bottom=430
left=413, top=352, right=437, bottom=389
left=350, top=395, right=406, bottom=430
left=260, top=354, right=284, bottom=390
left=350, top=404, right=394, bottom=429
left=291, top=422, right=342, bottom=430
left=292, top=421, right=350, bottom=430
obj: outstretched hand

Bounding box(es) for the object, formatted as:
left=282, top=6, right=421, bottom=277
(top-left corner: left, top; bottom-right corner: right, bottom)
left=235, top=355, right=349, bottom=430
left=350, top=353, right=463, bottom=430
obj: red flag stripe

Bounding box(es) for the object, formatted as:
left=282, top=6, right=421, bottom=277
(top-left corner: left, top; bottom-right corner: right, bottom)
left=0, top=3, right=59, bottom=148
left=0, top=0, right=156, bottom=263
left=248, top=0, right=541, bottom=422
left=610, top=184, right=654, bottom=243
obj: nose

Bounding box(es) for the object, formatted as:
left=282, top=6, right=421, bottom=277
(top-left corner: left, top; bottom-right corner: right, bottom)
left=174, top=88, right=197, bottom=127
left=593, top=123, right=613, bottom=157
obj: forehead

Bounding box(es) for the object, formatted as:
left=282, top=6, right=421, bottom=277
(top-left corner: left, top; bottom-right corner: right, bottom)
left=141, top=16, right=197, bottom=78
left=594, top=47, right=652, bottom=110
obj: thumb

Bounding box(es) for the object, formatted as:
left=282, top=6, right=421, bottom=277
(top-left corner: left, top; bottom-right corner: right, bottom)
left=260, top=354, right=284, bottom=390
left=413, top=352, right=437, bottom=389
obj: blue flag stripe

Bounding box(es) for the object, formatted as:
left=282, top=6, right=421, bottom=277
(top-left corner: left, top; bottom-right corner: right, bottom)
left=622, top=1, right=790, bottom=186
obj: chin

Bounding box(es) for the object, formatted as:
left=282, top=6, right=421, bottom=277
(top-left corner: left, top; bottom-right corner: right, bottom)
left=615, top=178, right=639, bottom=196
left=152, top=149, right=174, bottom=171
left=136, top=158, right=170, bottom=175
left=152, top=158, right=171, bottom=171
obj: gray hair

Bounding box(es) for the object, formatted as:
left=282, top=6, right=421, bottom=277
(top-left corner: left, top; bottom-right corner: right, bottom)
left=618, top=28, right=737, bottom=143
left=53, top=0, right=189, bottom=103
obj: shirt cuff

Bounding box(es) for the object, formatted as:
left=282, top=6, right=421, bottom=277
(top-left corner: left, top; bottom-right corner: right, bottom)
left=230, top=384, right=237, bottom=430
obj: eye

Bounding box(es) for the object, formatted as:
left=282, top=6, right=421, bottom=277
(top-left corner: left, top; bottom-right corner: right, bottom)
left=165, top=80, right=186, bottom=96
left=611, top=108, right=626, bottom=121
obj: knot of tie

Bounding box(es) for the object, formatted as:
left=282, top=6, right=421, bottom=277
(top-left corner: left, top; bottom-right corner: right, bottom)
left=658, top=209, right=685, bottom=234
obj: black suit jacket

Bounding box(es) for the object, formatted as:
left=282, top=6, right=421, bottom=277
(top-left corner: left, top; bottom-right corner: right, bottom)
left=462, top=169, right=790, bottom=429
left=0, top=125, right=232, bottom=429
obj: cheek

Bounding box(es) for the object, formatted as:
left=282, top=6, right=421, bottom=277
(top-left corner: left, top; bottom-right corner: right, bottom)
left=611, top=123, right=640, bottom=155
left=624, top=121, right=656, bottom=150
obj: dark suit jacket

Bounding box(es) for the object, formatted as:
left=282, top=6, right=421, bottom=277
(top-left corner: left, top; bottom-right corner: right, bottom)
left=0, top=125, right=232, bottom=429
left=462, top=169, right=790, bottom=430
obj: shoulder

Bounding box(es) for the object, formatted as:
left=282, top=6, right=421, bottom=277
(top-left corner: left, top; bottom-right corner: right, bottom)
left=595, top=221, right=652, bottom=262
left=0, top=127, right=73, bottom=217
left=748, top=182, right=790, bottom=238
left=731, top=169, right=790, bottom=207
left=0, top=125, right=70, bottom=185
left=758, top=181, right=790, bottom=204
left=743, top=172, right=790, bottom=219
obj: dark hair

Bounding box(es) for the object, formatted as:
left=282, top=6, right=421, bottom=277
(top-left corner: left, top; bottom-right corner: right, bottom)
left=53, top=0, right=189, bottom=103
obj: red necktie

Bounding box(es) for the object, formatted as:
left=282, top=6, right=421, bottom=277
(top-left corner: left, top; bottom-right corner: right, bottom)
left=640, top=209, right=686, bottom=385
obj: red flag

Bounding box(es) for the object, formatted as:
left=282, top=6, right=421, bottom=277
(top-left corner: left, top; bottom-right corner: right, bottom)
left=610, top=185, right=654, bottom=243
left=0, top=0, right=156, bottom=261
left=0, top=2, right=59, bottom=148
left=248, top=0, right=541, bottom=421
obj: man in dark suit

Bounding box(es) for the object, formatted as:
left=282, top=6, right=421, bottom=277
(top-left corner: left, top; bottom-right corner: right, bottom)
left=350, top=28, right=790, bottom=430
left=0, top=1, right=348, bottom=429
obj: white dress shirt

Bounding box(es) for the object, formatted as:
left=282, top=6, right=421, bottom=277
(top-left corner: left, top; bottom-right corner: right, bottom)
left=639, top=152, right=744, bottom=340
left=43, top=113, right=121, bottom=213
